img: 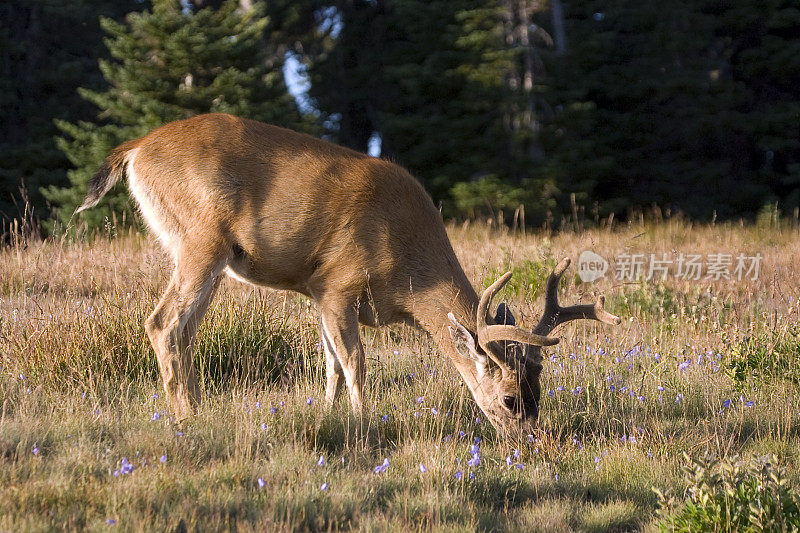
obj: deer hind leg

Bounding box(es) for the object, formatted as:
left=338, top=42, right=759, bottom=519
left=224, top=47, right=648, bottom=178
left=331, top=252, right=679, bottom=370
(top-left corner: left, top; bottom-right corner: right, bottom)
left=319, top=303, right=365, bottom=416
left=320, top=314, right=345, bottom=405
left=146, top=243, right=226, bottom=421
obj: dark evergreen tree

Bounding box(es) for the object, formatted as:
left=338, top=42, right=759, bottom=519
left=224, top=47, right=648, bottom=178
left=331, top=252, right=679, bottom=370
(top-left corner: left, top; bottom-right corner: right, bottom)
left=0, top=0, right=141, bottom=223
left=540, top=0, right=800, bottom=219
left=45, top=0, right=309, bottom=229
left=308, top=0, right=554, bottom=218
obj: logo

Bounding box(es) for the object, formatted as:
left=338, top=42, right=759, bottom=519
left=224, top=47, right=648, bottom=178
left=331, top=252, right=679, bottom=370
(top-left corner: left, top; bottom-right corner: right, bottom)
left=577, top=250, right=608, bottom=282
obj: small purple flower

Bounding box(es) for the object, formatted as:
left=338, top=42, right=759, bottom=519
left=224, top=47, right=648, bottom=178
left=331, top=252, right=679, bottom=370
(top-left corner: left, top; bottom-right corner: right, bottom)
left=594, top=456, right=601, bottom=464
left=723, top=399, right=731, bottom=408
left=257, top=477, right=266, bottom=488
left=106, top=519, right=117, bottom=526
left=556, top=385, right=566, bottom=392
left=306, top=397, right=313, bottom=405
left=473, top=436, right=482, bottom=445
left=32, top=445, right=40, bottom=456
left=678, top=361, right=690, bottom=371
left=431, top=408, right=439, bottom=416
left=416, top=396, right=424, bottom=404
left=269, top=407, right=278, bottom=414
left=320, top=482, right=328, bottom=491
left=469, top=444, right=480, bottom=455
left=419, top=463, right=427, bottom=473
left=675, top=393, right=684, bottom=403
left=152, top=412, right=160, bottom=421
left=317, top=456, right=326, bottom=466
left=160, top=454, right=167, bottom=463
left=374, top=458, right=390, bottom=474
left=469, top=472, right=476, bottom=480
left=506, top=456, right=513, bottom=467
left=119, top=457, right=134, bottom=475
left=454, top=471, right=463, bottom=480
left=547, top=389, right=554, bottom=397
left=515, top=463, right=524, bottom=470
left=657, top=385, right=665, bottom=391
left=513, top=449, right=520, bottom=458
left=260, top=422, right=267, bottom=430
left=467, top=454, right=480, bottom=467
left=381, top=414, right=389, bottom=422
left=745, top=400, right=754, bottom=408
left=255, top=402, right=261, bottom=409
left=474, top=416, right=481, bottom=425
left=573, top=386, right=583, bottom=395
left=459, top=431, right=466, bottom=439
left=176, top=431, right=184, bottom=436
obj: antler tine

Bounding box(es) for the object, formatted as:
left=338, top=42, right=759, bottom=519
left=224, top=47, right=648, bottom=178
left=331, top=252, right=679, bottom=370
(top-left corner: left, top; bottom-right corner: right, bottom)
left=534, top=257, right=621, bottom=337
left=477, top=272, right=560, bottom=363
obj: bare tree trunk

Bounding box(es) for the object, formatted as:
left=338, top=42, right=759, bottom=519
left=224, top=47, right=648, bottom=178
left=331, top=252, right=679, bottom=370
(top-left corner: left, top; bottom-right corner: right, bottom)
left=551, top=0, right=567, bottom=54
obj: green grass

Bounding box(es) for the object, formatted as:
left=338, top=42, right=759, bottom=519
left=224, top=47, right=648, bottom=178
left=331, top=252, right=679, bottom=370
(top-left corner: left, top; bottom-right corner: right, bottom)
left=1, top=221, right=800, bottom=530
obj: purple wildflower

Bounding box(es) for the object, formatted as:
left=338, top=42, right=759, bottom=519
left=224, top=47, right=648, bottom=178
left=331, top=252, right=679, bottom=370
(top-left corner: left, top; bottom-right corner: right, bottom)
left=257, top=477, right=266, bottom=488
left=374, top=458, right=390, bottom=474
left=160, top=454, right=167, bottom=464
left=419, top=463, right=427, bottom=473
left=454, top=471, right=463, bottom=480
left=320, top=482, right=328, bottom=491
left=317, top=456, right=326, bottom=466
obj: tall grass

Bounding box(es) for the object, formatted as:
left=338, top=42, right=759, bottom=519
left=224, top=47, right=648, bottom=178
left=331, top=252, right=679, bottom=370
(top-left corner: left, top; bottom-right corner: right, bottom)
left=1, top=219, right=799, bottom=530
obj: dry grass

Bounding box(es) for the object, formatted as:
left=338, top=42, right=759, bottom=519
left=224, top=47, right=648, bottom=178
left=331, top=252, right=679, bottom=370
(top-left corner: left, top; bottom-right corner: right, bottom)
left=1, top=219, right=799, bottom=531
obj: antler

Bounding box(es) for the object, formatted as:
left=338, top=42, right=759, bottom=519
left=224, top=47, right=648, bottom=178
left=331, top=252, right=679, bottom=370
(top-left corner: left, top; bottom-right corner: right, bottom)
left=477, top=272, right=560, bottom=362
left=533, top=257, right=621, bottom=337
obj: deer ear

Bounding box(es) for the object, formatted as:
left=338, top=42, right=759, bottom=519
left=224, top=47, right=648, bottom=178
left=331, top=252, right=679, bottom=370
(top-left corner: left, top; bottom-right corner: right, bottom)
left=447, top=313, right=489, bottom=371
left=494, top=302, right=516, bottom=326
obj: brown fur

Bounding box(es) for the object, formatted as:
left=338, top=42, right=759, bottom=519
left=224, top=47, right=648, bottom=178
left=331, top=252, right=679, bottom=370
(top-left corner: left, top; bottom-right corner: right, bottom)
left=83, top=113, right=610, bottom=437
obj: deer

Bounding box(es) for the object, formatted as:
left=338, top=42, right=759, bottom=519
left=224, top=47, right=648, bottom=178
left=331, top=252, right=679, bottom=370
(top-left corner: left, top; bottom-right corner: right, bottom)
left=77, top=113, right=620, bottom=439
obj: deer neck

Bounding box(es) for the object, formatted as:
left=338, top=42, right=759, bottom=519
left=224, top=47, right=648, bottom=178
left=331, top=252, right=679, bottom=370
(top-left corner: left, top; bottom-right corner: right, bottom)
left=414, top=278, right=487, bottom=398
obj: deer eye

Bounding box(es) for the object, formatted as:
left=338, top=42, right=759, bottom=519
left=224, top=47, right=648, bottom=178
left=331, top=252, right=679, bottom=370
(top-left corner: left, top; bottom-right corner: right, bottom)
left=503, top=395, right=518, bottom=413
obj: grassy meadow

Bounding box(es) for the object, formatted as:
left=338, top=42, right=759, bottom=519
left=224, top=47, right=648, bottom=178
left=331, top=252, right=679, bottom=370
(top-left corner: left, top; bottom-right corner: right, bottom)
left=1, top=218, right=799, bottom=531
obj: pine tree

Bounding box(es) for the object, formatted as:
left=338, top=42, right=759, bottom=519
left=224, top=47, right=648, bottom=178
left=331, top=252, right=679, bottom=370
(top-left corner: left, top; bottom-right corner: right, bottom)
left=45, top=0, right=307, bottom=229
left=0, top=0, right=141, bottom=223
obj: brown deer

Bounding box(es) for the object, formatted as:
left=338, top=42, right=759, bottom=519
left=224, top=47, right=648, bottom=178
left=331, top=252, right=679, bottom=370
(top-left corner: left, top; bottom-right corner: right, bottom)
left=78, top=113, right=619, bottom=438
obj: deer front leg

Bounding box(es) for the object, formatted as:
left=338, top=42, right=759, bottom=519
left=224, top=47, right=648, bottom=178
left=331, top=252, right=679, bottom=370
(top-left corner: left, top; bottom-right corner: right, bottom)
left=145, top=245, right=225, bottom=421
left=319, top=303, right=365, bottom=416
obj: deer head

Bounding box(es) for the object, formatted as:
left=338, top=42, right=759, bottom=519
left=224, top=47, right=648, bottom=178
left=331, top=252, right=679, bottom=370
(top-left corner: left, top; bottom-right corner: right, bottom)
left=448, top=257, right=620, bottom=438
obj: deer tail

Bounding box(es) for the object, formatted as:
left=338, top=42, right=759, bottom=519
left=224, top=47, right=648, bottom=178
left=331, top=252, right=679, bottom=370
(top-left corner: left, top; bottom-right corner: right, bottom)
left=75, top=138, right=141, bottom=213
